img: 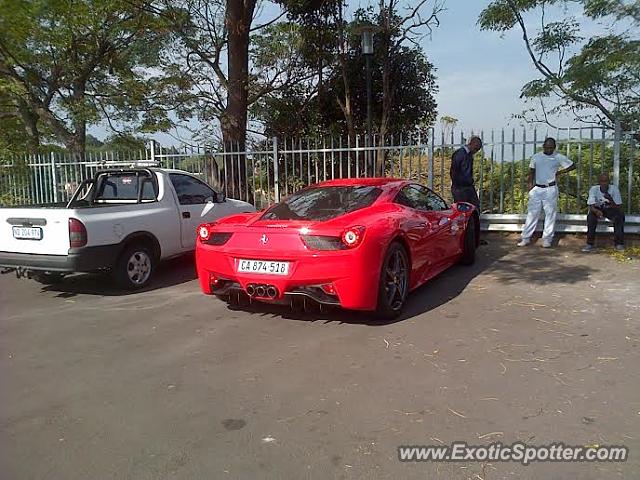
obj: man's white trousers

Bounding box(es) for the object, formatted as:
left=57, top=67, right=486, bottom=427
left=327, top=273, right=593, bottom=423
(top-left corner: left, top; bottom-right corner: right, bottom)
left=521, top=185, right=558, bottom=241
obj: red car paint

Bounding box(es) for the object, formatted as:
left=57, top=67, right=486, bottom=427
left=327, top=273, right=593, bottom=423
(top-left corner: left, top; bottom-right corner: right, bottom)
left=195, top=178, right=477, bottom=312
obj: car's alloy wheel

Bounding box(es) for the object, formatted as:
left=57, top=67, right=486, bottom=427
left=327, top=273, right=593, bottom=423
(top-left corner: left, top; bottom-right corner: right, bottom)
left=385, top=249, right=408, bottom=310
left=114, top=244, right=156, bottom=290
left=126, top=250, right=152, bottom=286
left=376, top=242, right=409, bottom=320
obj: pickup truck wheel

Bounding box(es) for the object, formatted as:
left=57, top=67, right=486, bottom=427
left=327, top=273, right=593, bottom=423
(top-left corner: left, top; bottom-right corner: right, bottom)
left=114, top=245, right=156, bottom=290
left=33, top=272, right=65, bottom=285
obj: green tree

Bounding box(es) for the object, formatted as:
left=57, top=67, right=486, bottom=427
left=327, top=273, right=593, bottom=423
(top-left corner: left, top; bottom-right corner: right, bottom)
left=152, top=0, right=316, bottom=199
left=0, top=0, right=179, bottom=160
left=0, top=82, right=32, bottom=159
left=478, top=0, right=640, bottom=131
left=254, top=3, right=440, bottom=141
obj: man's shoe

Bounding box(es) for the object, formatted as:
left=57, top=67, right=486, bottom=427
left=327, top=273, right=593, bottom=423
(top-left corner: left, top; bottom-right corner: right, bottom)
left=517, top=239, right=530, bottom=247
left=542, top=239, right=553, bottom=248
left=582, top=244, right=595, bottom=253
left=615, top=244, right=625, bottom=251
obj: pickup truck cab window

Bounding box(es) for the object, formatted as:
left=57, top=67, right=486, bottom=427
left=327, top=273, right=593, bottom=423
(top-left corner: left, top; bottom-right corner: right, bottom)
left=169, top=173, right=215, bottom=205
left=94, top=172, right=157, bottom=203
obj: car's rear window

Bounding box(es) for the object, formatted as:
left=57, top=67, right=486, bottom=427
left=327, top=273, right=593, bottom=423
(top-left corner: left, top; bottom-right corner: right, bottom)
left=94, top=172, right=156, bottom=202
left=261, top=185, right=382, bottom=221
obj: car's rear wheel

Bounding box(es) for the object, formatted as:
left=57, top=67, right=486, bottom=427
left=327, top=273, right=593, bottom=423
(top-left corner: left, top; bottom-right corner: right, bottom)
left=375, top=242, right=410, bottom=320
left=113, top=244, right=156, bottom=290
left=458, top=215, right=477, bottom=265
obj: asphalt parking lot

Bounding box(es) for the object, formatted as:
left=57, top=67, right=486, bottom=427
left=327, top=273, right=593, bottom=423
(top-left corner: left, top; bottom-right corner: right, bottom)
left=1, top=234, right=639, bottom=480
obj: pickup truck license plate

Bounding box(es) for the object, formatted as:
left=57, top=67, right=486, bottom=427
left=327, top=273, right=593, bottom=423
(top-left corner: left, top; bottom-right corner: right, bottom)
left=12, top=226, right=43, bottom=240
left=238, top=259, right=289, bottom=276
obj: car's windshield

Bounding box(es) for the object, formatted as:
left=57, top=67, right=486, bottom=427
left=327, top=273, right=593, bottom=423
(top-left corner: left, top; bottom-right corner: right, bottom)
left=261, top=185, right=382, bottom=221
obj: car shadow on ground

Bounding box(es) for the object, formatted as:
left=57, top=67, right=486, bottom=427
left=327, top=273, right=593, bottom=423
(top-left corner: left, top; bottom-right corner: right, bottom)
left=39, top=254, right=197, bottom=298
left=226, top=240, right=600, bottom=325
left=225, top=242, right=513, bottom=326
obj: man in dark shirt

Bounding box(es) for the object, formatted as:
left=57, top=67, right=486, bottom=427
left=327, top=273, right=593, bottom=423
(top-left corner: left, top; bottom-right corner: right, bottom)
left=450, top=136, right=483, bottom=208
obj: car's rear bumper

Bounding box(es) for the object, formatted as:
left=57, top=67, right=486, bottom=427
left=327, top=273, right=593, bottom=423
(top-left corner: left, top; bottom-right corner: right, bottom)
left=0, top=245, right=119, bottom=273
left=195, top=244, right=383, bottom=311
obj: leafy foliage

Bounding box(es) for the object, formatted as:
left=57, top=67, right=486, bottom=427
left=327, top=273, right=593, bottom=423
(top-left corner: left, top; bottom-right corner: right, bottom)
left=0, top=0, right=181, bottom=155
left=254, top=3, right=439, bottom=139
left=479, top=0, right=640, bottom=131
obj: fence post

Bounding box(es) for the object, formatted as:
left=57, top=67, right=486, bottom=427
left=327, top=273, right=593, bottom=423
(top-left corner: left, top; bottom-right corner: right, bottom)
left=428, top=128, right=434, bottom=189
left=613, top=117, right=621, bottom=187
left=272, top=136, right=280, bottom=203
left=50, top=151, right=58, bottom=203
left=149, top=140, right=156, bottom=165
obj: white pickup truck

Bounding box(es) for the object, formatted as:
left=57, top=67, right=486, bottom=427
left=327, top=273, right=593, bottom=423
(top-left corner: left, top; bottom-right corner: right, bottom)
left=0, top=167, right=254, bottom=289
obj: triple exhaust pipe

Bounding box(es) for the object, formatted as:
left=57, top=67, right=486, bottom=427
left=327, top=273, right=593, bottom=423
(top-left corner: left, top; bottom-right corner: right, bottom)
left=246, top=283, right=278, bottom=299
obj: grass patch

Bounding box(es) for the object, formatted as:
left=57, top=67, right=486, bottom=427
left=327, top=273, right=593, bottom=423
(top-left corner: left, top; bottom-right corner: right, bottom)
left=603, top=246, right=640, bottom=263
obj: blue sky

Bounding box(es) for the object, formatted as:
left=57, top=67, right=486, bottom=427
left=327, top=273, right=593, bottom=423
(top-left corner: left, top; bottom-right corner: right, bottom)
left=422, top=0, right=539, bottom=131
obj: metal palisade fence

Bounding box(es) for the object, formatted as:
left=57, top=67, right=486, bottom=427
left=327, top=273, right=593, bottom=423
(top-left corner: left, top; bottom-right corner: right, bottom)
left=1, top=127, right=638, bottom=217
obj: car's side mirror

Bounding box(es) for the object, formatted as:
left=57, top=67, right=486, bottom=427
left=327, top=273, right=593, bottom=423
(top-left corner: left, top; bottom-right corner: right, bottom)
left=453, top=202, right=473, bottom=212
left=215, top=191, right=226, bottom=203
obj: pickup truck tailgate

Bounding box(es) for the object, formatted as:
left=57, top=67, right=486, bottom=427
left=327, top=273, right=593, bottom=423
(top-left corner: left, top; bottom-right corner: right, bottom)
left=1, top=208, right=71, bottom=255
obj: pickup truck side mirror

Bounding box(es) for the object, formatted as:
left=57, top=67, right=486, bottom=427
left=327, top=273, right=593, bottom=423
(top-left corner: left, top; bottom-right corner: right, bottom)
left=215, top=191, right=226, bottom=203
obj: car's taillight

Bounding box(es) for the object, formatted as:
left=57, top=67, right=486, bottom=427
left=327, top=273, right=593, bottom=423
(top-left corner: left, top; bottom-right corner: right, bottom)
left=68, top=218, right=87, bottom=248
left=198, top=224, right=211, bottom=242
left=341, top=226, right=365, bottom=248
left=198, top=224, right=232, bottom=246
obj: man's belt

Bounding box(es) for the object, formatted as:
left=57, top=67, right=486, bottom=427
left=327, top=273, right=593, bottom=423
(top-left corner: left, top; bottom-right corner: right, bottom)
left=535, top=181, right=556, bottom=188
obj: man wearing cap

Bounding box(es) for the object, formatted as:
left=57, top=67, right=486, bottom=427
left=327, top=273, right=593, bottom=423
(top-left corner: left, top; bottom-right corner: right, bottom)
left=517, top=137, right=575, bottom=248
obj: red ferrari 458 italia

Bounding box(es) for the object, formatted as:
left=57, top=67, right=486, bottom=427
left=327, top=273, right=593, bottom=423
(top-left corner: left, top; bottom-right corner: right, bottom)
left=195, top=178, right=479, bottom=319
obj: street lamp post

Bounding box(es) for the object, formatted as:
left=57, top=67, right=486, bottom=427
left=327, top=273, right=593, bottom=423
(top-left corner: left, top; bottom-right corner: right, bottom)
left=360, top=26, right=375, bottom=176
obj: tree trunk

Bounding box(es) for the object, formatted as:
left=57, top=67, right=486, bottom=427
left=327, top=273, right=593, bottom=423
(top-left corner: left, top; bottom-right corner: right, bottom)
left=377, top=66, right=391, bottom=176
left=222, top=0, right=256, bottom=202
left=377, top=7, right=393, bottom=177
left=336, top=73, right=356, bottom=178
left=335, top=4, right=356, bottom=176
left=68, top=80, right=87, bottom=163
left=16, top=100, right=40, bottom=152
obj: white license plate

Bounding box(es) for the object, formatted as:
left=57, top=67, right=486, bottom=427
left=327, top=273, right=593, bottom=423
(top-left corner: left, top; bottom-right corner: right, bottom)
left=12, top=226, right=43, bottom=240
left=237, top=259, right=289, bottom=276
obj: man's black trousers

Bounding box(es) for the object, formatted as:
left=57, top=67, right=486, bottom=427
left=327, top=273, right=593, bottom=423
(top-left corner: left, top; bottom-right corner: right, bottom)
left=587, top=207, right=625, bottom=246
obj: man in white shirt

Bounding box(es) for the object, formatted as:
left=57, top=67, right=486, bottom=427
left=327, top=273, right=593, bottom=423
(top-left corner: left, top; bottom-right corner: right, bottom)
left=517, top=137, right=575, bottom=248
left=582, top=174, right=625, bottom=252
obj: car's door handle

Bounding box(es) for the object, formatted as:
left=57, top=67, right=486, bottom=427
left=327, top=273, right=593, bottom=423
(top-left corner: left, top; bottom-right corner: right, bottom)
left=182, top=211, right=191, bottom=219
left=438, top=217, right=451, bottom=226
